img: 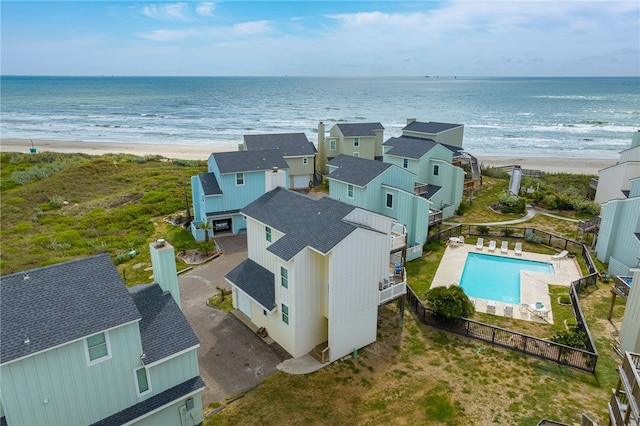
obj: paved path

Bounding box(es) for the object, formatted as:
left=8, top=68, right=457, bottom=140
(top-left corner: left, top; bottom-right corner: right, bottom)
left=446, top=205, right=580, bottom=227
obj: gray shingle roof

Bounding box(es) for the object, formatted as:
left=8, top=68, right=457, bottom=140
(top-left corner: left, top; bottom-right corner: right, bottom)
left=383, top=136, right=440, bottom=159
left=198, top=172, right=222, bottom=196
left=128, top=284, right=200, bottom=365
left=91, top=376, right=205, bottom=426
left=425, top=184, right=442, bottom=199
left=327, top=154, right=392, bottom=186
left=403, top=121, right=462, bottom=134
left=225, top=259, right=276, bottom=310
left=243, top=133, right=317, bottom=156
left=1, top=254, right=141, bottom=364
left=213, top=149, right=289, bottom=174
left=241, top=187, right=358, bottom=261
left=336, top=122, right=384, bottom=137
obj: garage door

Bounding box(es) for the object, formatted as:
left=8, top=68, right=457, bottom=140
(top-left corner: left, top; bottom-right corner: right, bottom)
left=237, top=289, right=251, bottom=318
left=293, top=174, right=310, bottom=189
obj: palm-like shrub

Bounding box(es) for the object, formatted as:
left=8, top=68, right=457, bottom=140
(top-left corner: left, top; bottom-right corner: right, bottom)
left=425, top=285, right=475, bottom=320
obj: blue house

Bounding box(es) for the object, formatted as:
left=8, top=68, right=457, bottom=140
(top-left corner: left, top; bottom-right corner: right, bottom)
left=0, top=240, right=204, bottom=426
left=190, top=149, right=288, bottom=241
left=383, top=120, right=466, bottom=219
left=327, top=154, right=431, bottom=260
left=240, top=132, right=317, bottom=188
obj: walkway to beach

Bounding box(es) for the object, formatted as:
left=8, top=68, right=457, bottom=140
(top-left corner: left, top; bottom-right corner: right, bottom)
left=446, top=205, right=579, bottom=227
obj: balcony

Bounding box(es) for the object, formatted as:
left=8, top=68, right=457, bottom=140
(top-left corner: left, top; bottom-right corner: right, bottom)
left=609, top=351, right=640, bottom=425
left=414, top=182, right=429, bottom=196
left=590, top=178, right=599, bottom=191
left=429, top=209, right=443, bottom=227
left=612, top=276, right=632, bottom=301
left=379, top=264, right=406, bottom=305
left=390, top=223, right=407, bottom=253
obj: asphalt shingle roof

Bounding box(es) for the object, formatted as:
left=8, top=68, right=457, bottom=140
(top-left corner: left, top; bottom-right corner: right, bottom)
left=212, top=149, right=289, bottom=174
left=383, top=136, right=440, bottom=159
left=336, top=122, right=384, bottom=137
left=243, top=133, right=317, bottom=156
left=1, top=254, right=141, bottom=364
left=91, top=376, right=205, bottom=426
left=403, top=121, right=462, bottom=134
left=327, top=154, right=392, bottom=186
left=198, top=172, right=222, bottom=196
left=425, top=184, right=442, bottom=199
left=225, top=259, right=276, bottom=310
left=128, top=284, right=200, bottom=365
left=241, top=187, right=358, bottom=261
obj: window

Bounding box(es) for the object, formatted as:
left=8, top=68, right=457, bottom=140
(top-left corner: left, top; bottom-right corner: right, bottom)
left=403, top=158, right=408, bottom=168
left=281, top=266, right=288, bottom=289
left=281, top=303, right=289, bottom=325
left=329, top=139, right=336, bottom=150
left=353, top=152, right=359, bottom=158
left=347, top=184, right=354, bottom=198
left=303, top=157, right=308, bottom=165
left=386, top=193, right=394, bottom=208
left=135, top=367, right=151, bottom=396
left=236, top=172, right=244, bottom=185
left=265, top=226, right=272, bottom=242
left=353, top=137, right=360, bottom=147
left=434, top=165, right=439, bottom=176
left=86, top=332, right=110, bottom=365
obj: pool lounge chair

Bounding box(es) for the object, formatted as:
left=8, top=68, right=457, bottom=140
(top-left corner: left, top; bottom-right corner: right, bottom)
left=476, top=237, right=484, bottom=250
left=488, top=240, right=497, bottom=252
left=503, top=304, right=513, bottom=318
left=514, top=242, right=523, bottom=255
left=551, top=250, right=569, bottom=260
left=500, top=241, right=508, bottom=254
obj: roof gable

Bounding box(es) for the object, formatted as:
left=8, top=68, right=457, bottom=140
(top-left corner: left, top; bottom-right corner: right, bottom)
left=243, top=133, right=317, bottom=156
left=212, top=149, right=289, bottom=174
left=129, top=284, right=200, bottom=365
left=383, top=136, right=439, bottom=159
left=1, top=254, right=141, bottom=364
left=241, top=188, right=358, bottom=261
left=225, top=259, right=275, bottom=310
left=336, top=122, right=384, bottom=137
left=327, top=154, right=392, bottom=186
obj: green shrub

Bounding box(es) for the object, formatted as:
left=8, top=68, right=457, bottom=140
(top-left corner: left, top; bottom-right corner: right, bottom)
left=48, top=195, right=65, bottom=208
left=455, top=200, right=470, bottom=216
left=524, top=229, right=544, bottom=244
left=425, top=286, right=475, bottom=320
left=173, top=159, right=202, bottom=167
left=559, top=294, right=571, bottom=304
left=494, top=193, right=526, bottom=214
left=6, top=197, right=26, bottom=205
left=482, top=167, right=510, bottom=179
left=476, top=225, right=489, bottom=235
left=551, top=328, right=587, bottom=349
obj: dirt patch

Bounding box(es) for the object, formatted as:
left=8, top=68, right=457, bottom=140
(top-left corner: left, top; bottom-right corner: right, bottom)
left=177, top=249, right=220, bottom=265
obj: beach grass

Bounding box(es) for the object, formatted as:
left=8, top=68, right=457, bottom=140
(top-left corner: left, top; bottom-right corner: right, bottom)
left=0, top=151, right=208, bottom=283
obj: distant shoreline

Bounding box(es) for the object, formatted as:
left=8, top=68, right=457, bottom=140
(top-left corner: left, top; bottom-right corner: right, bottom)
left=1, top=137, right=616, bottom=175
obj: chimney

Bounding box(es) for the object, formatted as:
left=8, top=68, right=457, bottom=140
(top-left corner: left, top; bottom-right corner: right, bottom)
left=406, top=118, right=416, bottom=125
left=266, top=166, right=286, bottom=191
left=149, top=239, right=181, bottom=308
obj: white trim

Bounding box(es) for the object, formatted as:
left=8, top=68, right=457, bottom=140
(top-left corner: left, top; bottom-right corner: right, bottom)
left=143, top=344, right=201, bottom=368
left=1, top=320, right=139, bottom=366
left=385, top=192, right=394, bottom=209
left=329, top=139, right=336, bottom=150
left=235, top=172, right=245, bottom=186
left=134, top=366, right=152, bottom=397
left=85, top=331, right=112, bottom=366
left=121, top=385, right=205, bottom=426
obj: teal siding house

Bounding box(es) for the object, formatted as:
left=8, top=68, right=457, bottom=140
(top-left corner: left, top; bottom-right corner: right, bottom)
left=0, top=241, right=204, bottom=426
left=382, top=120, right=466, bottom=219
left=190, top=149, right=289, bottom=241
left=327, top=155, right=430, bottom=260
left=595, top=177, right=640, bottom=276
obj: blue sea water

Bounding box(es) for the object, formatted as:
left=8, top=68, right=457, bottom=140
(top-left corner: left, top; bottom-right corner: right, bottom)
left=1, top=76, right=638, bottom=158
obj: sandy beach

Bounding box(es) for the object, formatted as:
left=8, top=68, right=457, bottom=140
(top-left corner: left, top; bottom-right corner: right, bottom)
left=1, top=138, right=616, bottom=175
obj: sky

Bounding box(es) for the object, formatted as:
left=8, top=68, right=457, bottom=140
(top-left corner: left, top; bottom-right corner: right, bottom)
left=1, top=1, right=639, bottom=77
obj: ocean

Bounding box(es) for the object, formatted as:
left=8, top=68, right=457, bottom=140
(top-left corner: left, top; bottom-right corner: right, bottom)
left=1, top=76, right=638, bottom=159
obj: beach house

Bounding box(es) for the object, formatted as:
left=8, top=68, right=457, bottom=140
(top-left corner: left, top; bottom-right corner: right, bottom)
left=327, top=154, right=431, bottom=261
left=317, top=121, right=385, bottom=175
left=382, top=120, right=466, bottom=219
left=594, top=130, right=640, bottom=204
left=239, top=132, right=317, bottom=189
left=225, top=187, right=407, bottom=363
left=594, top=132, right=640, bottom=276
left=0, top=241, right=204, bottom=426
left=190, top=149, right=288, bottom=241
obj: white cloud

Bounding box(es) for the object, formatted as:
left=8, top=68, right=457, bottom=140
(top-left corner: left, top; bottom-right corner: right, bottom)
left=232, top=21, right=271, bottom=36
left=196, top=2, right=216, bottom=16
left=142, top=2, right=190, bottom=21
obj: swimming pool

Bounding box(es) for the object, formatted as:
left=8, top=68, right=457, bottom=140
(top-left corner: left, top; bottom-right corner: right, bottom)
left=459, top=252, right=555, bottom=303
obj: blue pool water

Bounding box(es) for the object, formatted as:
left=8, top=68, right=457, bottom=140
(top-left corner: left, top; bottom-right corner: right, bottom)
left=460, top=252, right=555, bottom=303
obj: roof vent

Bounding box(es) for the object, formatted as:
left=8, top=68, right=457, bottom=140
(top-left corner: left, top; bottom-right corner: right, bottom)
left=24, top=335, right=30, bottom=345
left=156, top=238, right=166, bottom=248
left=272, top=166, right=279, bottom=173
left=22, top=273, right=29, bottom=281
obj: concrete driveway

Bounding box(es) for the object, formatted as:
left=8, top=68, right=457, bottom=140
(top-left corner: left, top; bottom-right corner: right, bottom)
left=178, top=234, right=284, bottom=406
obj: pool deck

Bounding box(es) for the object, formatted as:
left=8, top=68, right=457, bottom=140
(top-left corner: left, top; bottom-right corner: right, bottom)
left=431, top=242, right=582, bottom=324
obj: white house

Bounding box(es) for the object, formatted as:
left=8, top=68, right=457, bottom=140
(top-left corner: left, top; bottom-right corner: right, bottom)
left=225, top=187, right=407, bottom=363
left=594, top=130, right=640, bottom=205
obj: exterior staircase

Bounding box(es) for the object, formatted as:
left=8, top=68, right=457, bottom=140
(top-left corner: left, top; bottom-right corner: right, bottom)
left=310, top=341, right=329, bottom=363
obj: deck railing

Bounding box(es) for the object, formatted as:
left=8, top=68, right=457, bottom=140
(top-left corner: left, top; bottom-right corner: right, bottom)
left=612, top=275, right=631, bottom=300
